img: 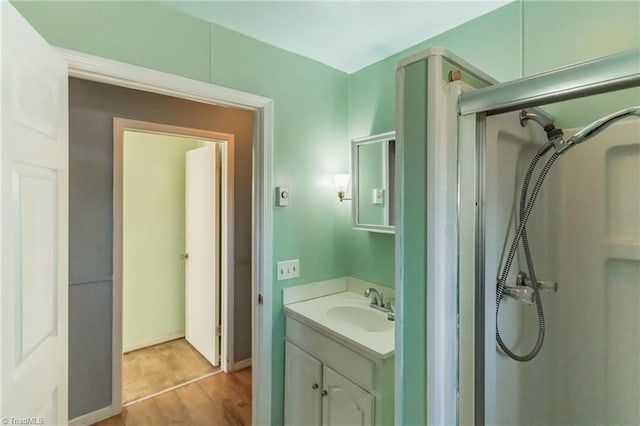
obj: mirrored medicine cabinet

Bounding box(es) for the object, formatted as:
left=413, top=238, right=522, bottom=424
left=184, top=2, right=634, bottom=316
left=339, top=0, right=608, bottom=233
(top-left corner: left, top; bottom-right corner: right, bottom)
left=351, top=131, right=396, bottom=234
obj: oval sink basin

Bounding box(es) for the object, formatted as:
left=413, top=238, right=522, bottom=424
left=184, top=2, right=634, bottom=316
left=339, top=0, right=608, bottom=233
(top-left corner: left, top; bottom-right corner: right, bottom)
left=326, top=305, right=393, bottom=332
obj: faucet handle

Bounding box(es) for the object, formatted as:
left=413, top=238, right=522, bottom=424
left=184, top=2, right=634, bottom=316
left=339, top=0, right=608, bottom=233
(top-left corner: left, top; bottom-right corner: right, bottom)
left=385, top=296, right=395, bottom=311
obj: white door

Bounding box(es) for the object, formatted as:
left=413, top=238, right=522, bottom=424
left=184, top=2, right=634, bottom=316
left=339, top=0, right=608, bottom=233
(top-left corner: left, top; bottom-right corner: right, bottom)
left=322, top=366, right=374, bottom=426
left=1, top=2, right=68, bottom=424
left=284, top=341, right=322, bottom=426
left=185, top=145, right=219, bottom=366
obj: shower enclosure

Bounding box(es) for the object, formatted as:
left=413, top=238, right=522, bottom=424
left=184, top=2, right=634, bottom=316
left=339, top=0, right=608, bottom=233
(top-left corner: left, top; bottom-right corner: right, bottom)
left=484, top=108, right=640, bottom=425
left=457, top=50, right=640, bottom=425
left=393, top=47, right=639, bottom=425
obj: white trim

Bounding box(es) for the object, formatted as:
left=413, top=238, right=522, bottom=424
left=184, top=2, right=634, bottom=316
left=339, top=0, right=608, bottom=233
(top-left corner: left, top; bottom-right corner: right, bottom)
left=424, top=54, right=441, bottom=425
left=58, top=48, right=273, bottom=425
left=253, top=100, right=274, bottom=426
left=453, top=84, right=479, bottom=426
left=57, top=48, right=268, bottom=111
left=393, top=64, right=405, bottom=426
left=123, top=332, right=185, bottom=354
left=220, top=138, right=236, bottom=373
left=231, top=357, right=253, bottom=372
left=68, top=405, right=119, bottom=426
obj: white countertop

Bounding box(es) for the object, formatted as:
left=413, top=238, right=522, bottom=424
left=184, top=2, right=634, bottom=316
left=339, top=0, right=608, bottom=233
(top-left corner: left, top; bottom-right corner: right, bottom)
left=284, top=291, right=395, bottom=359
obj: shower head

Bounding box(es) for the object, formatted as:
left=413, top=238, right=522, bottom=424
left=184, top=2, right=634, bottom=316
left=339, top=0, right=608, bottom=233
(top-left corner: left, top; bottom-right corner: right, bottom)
left=520, top=109, right=564, bottom=142
left=553, top=106, right=640, bottom=155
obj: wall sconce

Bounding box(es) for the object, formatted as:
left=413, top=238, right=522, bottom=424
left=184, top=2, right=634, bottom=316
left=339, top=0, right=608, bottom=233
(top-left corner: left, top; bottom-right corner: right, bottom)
left=334, top=174, right=351, bottom=202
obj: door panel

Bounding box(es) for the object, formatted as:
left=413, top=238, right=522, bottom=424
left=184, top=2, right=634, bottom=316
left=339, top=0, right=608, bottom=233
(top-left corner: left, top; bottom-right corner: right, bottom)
left=322, top=366, right=374, bottom=426
left=17, top=165, right=58, bottom=358
left=185, top=145, right=219, bottom=366
left=284, top=341, right=322, bottom=426
left=1, top=2, right=68, bottom=423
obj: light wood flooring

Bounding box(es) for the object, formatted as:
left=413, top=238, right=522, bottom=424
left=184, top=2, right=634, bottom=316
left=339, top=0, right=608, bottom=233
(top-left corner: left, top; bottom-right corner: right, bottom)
left=123, top=338, right=218, bottom=404
left=94, top=367, right=252, bottom=426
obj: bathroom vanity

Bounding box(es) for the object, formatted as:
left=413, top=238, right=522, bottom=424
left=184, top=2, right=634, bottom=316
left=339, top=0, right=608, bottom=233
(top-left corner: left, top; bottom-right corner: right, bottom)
left=283, top=280, right=394, bottom=426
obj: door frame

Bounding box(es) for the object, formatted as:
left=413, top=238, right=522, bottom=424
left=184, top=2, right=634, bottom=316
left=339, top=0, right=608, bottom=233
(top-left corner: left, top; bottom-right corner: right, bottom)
left=58, top=48, right=274, bottom=426
left=113, top=119, right=236, bottom=398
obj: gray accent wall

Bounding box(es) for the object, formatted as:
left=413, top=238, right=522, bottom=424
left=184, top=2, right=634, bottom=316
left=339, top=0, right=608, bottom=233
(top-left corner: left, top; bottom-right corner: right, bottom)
left=68, top=78, right=253, bottom=418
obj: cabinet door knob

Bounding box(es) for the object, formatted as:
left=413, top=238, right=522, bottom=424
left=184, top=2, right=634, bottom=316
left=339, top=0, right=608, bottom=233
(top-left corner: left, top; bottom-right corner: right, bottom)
left=312, top=383, right=319, bottom=390
left=321, top=390, right=328, bottom=397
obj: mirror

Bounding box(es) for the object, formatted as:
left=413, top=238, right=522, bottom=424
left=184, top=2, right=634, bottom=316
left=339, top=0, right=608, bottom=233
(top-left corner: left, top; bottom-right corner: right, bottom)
left=351, top=131, right=395, bottom=233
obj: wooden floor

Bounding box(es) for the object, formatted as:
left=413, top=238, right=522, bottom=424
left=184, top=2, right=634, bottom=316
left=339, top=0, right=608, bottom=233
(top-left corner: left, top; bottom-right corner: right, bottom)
left=94, top=367, right=252, bottom=426
left=123, top=338, right=218, bottom=403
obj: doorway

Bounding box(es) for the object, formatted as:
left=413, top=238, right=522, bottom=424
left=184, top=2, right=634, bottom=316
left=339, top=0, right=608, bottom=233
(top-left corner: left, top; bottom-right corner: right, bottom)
left=64, top=74, right=264, bottom=424
left=114, top=124, right=234, bottom=405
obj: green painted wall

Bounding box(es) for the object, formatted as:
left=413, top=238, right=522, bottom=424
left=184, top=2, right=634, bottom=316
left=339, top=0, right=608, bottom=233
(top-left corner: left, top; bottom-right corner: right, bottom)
left=122, top=131, right=200, bottom=351
left=398, top=59, right=429, bottom=424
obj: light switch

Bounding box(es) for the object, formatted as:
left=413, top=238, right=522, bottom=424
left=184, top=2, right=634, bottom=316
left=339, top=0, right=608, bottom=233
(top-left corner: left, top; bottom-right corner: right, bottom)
left=276, top=186, right=290, bottom=206
left=372, top=188, right=384, bottom=205
left=277, top=259, right=299, bottom=281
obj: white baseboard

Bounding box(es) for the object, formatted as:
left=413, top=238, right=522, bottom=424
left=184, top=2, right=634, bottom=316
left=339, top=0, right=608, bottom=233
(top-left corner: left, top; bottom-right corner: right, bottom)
left=69, top=404, right=119, bottom=426
left=123, top=331, right=185, bottom=353
left=231, top=357, right=252, bottom=371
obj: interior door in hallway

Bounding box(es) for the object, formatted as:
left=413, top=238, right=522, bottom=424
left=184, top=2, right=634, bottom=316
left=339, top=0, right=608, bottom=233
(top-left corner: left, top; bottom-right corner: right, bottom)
left=0, top=2, right=68, bottom=423
left=185, top=145, right=220, bottom=366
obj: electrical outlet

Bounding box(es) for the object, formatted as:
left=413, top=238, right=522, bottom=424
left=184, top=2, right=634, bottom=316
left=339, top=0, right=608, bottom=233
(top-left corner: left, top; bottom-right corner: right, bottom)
left=277, top=259, right=300, bottom=281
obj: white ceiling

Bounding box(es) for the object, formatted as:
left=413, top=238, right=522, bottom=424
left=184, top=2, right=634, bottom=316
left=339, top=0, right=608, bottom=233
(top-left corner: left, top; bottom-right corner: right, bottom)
left=162, top=1, right=511, bottom=73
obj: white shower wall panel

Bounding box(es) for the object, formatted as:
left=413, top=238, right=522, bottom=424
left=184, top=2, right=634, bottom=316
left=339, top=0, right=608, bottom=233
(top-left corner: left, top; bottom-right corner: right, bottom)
left=555, top=120, right=640, bottom=425
left=485, top=112, right=559, bottom=426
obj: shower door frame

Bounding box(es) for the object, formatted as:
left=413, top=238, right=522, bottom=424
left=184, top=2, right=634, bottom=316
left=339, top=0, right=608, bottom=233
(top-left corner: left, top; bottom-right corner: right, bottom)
left=457, top=48, right=640, bottom=425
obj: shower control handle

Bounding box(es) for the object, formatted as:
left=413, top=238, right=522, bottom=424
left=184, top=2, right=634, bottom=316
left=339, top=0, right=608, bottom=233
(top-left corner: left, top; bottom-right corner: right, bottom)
left=517, top=271, right=558, bottom=292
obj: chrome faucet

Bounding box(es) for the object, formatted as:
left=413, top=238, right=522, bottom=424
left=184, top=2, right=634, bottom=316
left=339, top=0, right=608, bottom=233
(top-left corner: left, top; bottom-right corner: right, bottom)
left=364, top=288, right=384, bottom=308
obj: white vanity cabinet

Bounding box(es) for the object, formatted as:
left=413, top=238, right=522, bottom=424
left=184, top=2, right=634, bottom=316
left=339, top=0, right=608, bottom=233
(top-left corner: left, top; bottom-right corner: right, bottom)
left=284, top=314, right=393, bottom=426
left=322, top=365, right=374, bottom=425
left=284, top=341, right=323, bottom=425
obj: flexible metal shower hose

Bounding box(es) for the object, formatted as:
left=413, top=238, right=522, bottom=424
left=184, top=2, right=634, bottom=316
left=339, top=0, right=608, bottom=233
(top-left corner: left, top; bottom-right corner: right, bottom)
left=495, top=151, right=560, bottom=362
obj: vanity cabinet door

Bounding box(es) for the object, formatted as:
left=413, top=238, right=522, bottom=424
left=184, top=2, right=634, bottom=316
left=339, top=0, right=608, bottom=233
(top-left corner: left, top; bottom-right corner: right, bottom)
left=322, top=366, right=374, bottom=426
left=285, top=341, right=323, bottom=426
